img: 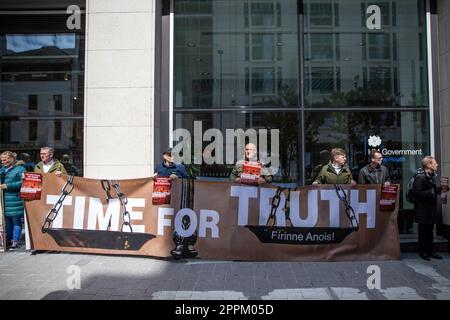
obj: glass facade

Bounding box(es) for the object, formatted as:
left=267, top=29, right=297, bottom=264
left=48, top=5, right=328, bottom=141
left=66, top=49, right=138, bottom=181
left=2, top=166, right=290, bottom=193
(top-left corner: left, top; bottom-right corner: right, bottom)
left=174, top=0, right=300, bottom=109
left=303, top=0, right=428, bottom=107
left=0, top=0, right=85, bottom=175
left=174, top=0, right=302, bottom=181
left=172, top=0, right=430, bottom=220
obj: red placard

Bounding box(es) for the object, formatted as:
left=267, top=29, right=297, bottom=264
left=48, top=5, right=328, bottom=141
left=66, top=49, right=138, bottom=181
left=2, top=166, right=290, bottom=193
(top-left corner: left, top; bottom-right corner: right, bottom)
left=20, top=173, right=42, bottom=200
left=152, top=177, right=172, bottom=205
left=441, top=177, right=448, bottom=204
left=240, top=161, right=262, bottom=185
left=379, top=184, right=398, bottom=211
left=441, top=177, right=449, bottom=193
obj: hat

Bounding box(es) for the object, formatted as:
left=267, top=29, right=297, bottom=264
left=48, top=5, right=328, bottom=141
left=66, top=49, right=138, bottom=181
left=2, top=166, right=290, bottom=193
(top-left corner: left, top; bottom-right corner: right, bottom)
left=163, top=148, right=173, bottom=156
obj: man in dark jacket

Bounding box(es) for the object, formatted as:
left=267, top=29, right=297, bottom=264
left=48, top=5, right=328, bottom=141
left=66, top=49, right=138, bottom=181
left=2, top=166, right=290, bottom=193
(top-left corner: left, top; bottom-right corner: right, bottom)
left=154, top=148, right=188, bottom=180
left=61, top=154, right=80, bottom=176
left=312, top=148, right=356, bottom=185
left=358, top=150, right=390, bottom=185
left=413, top=156, right=446, bottom=261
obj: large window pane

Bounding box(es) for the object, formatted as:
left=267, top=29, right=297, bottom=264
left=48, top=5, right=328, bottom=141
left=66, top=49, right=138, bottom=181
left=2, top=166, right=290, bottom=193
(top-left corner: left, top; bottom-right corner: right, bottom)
left=251, top=2, right=275, bottom=27
left=0, top=0, right=85, bottom=175
left=0, top=33, right=84, bottom=117
left=304, top=110, right=430, bottom=210
left=0, top=119, right=83, bottom=175
left=304, top=0, right=428, bottom=107
left=174, top=0, right=299, bottom=109
left=174, top=111, right=301, bottom=183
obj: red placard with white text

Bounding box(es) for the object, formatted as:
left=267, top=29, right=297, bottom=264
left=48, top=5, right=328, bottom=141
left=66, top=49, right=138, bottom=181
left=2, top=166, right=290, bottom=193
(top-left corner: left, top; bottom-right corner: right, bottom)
left=152, top=177, right=172, bottom=205
left=379, top=184, right=398, bottom=211
left=441, top=177, right=448, bottom=204
left=20, top=173, right=42, bottom=200
left=240, top=161, right=262, bottom=185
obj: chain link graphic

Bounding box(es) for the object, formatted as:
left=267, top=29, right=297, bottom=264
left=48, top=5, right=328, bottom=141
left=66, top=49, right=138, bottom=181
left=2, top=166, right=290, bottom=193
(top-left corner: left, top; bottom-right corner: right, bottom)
left=334, top=184, right=359, bottom=229
left=42, top=175, right=75, bottom=233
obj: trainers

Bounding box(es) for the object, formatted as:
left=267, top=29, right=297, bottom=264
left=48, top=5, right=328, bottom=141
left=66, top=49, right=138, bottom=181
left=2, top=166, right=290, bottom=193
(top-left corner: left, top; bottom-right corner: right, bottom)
left=9, top=241, right=20, bottom=251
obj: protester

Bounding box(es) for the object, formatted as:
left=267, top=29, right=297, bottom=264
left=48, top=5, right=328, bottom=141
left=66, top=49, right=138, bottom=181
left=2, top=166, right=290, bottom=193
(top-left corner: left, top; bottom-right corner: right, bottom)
left=154, top=148, right=188, bottom=180
left=17, top=153, right=35, bottom=172
left=61, top=154, right=80, bottom=176
left=312, top=148, right=356, bottom=185
left=413, top=156, right=446, bottom=261
left=229, top=143, right=272, bottom=185
left=34, top=147, right=67, bottom=176
left=0, top=151, right=27, bottom=250
left=358, top=150, right=390, bottom=185
left=312, top=149, right=330, bottom=181
left=351, top=151, right=366, bottom=181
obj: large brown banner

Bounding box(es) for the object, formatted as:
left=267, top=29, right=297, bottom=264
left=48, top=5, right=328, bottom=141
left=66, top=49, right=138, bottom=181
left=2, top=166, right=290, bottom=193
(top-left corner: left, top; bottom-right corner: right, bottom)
left=25, top=174, right=401, bottom=261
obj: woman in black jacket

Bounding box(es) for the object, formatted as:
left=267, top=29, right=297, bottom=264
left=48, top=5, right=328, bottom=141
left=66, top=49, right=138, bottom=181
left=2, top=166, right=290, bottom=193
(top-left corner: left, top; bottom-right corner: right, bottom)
left=413, top=156, right=444, bottom=261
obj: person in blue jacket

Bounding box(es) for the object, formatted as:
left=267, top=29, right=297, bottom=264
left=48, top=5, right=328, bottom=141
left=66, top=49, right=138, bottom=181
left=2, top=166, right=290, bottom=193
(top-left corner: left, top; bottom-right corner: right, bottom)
left=154, top=148, right=188, bottom=180
left=0, top=151, right=27, bottom=250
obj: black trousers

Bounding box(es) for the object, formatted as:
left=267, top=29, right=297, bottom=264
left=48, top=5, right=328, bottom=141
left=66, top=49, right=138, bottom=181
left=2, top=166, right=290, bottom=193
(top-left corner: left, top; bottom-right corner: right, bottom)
left=418, top=223, right=435, bottom=254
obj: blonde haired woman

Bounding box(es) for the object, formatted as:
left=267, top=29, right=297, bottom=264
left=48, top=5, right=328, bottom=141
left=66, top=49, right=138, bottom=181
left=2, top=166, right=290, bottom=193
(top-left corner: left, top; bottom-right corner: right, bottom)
left=0, top=151, right=27, bottom=250
left=412, top=156, right=446, bottom=260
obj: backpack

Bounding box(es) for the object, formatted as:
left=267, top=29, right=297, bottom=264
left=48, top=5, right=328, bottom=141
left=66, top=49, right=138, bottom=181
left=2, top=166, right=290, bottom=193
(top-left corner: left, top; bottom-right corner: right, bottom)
left=406, top=169, right=424, bottom=203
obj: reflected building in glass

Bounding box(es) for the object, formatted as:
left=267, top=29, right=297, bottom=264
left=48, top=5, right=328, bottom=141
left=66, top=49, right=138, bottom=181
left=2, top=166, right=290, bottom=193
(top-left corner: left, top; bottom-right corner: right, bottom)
left=0, top=1, right=85, bottom=174
left=304, top=0, right=428, bottom=108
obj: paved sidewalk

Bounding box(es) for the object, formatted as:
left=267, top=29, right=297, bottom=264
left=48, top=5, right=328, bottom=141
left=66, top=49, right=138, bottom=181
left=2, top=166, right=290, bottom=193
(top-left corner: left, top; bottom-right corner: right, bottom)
left=0, top=249, right=449, bottom=300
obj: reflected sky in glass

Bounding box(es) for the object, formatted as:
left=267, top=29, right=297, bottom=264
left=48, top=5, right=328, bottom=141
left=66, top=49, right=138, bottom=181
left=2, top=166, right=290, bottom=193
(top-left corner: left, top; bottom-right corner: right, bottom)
left=6, top=34, right=76, bottom=53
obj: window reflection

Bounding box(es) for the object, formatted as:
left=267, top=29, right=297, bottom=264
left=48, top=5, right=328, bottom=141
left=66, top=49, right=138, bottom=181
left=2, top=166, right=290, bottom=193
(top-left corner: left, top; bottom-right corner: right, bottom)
left=0, top=2, right=85, bottom=175
left=5, top=34, right=76, bottom=53
left=304, top=0, right=428, bottom=107
left=304, top=110, right=429, bottom=211
left=174, top=111, right=301, bottom=183
left=1, top=33, right=84, bottom=117
left=0, top=119, right=83, bottom=167
left=174, top=0, right=299, bottom=109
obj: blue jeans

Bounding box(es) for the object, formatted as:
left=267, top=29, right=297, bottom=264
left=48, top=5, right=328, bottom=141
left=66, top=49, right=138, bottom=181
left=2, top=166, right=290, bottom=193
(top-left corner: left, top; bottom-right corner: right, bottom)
left=5, top=215, right=22, bottom=243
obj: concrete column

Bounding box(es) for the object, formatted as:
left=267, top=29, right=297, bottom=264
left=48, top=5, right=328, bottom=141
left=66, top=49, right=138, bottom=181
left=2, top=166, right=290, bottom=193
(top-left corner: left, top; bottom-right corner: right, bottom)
left=84, top=0, right=156, bottom=179
left=437, top=0, right=450, bottom=225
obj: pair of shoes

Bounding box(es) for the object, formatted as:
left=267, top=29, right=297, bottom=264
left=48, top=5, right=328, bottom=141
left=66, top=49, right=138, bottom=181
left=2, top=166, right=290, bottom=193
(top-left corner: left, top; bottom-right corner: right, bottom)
left=170, top=245, right=184, bottom=259
left=428, top=252, right=443, bottom=259
left=8, top=241, right=20, bottom=251
left=419, top=253, right=431, bottom=261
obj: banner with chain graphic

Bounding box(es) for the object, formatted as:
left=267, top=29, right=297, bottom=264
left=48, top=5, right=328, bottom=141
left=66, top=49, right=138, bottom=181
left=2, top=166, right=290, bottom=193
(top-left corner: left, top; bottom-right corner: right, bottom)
left=24, top=174, right=401, bottom=261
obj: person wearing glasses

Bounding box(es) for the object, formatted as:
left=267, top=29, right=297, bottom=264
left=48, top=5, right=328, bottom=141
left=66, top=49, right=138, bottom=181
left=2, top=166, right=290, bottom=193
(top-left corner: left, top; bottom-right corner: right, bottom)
left=312, top=148, right=356, bottom=185
left=230, top=143, right=272, bottom=185
left=358, top=150, right=390, bottom=185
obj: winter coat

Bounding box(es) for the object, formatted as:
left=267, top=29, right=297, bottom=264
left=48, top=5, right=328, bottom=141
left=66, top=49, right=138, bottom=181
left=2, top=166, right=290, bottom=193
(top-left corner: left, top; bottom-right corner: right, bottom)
left=0, top=163, right=27, bottom=217
left=358, top=164, right=390, bottom=184
left=314, top=161, right=353, bottom=184
left=34, top=159, right=67, bottom=175
left=229, top=160, right=273, bottom=183
left=413, top=170, right=442, bottom=224
left=155, top=161, right=188, bottom=178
